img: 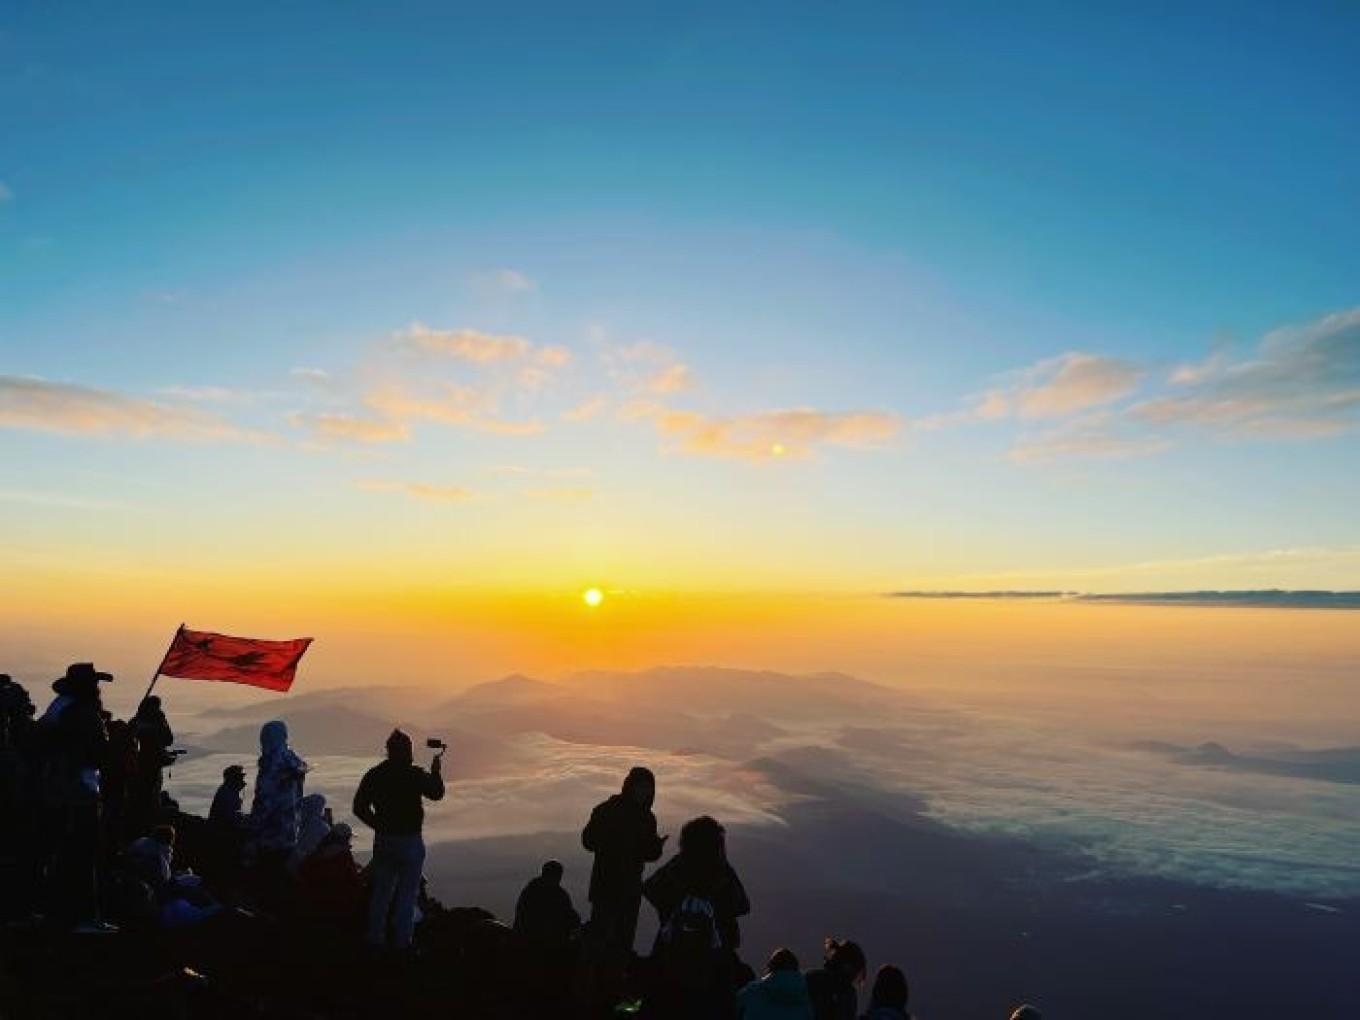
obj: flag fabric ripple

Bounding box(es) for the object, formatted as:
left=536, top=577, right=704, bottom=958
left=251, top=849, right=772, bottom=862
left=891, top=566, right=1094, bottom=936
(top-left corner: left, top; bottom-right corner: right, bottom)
left=157, top=627, right=313, bottom=692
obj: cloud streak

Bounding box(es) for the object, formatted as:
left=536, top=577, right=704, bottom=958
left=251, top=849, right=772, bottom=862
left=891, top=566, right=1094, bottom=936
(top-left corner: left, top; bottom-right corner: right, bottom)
left=392, top=324, right=532, bottom=363
left=357, top=480, right=478, bottom=501
left=292, top=411, right=409, bottom=443
left=1133, top=306, right=1360, bottom=440
left=652, top=407, right=901, bottom=461
left=0, top=375, right=250, bottom=442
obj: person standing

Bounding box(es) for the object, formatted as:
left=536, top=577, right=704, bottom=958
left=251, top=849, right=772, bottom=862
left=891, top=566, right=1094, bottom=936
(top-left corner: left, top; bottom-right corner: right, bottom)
left=250, top=720, right=308, bottom=857
left=37, top=663, right=114, bottom=932
left=577, top=766, right=665, bottom=1008
left=353, top=729, right=445, bottom=951
left=127, top=696, right=173, bottom=837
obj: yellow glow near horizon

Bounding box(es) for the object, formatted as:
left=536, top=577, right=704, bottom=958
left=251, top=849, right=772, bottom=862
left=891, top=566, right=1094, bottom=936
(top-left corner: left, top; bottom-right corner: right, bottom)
left=583, top=587, right=604, bottom=607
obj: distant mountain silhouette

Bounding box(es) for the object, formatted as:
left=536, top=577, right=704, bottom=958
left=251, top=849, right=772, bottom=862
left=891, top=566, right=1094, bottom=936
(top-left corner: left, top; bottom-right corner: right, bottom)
left=1130, top=739, right=1360, bottom=785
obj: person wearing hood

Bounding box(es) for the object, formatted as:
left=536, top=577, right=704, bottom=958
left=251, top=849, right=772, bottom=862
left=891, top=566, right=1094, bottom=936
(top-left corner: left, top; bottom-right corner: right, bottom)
left=859, top=966, right=912, bottom=1020
left=287, top=793, right=331, bottom=872
left=126, top=824, right=176, bottom=893
left=249, top=720, right=308, bottom=855
left=739, top=949, right=813, bottom=1020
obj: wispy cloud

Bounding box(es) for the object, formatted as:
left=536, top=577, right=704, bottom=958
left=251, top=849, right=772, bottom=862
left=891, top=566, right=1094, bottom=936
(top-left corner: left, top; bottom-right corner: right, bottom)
left=157, top=384, right=260, bottom=403
left=365, top=383, right=543, bottom=436
left=468, top=268, right=537, bottom=297
left=999, top=352, right=1143, bottom=419
left=651, top=407, right=901, bottom=461
left=919, top=352, right=1143, bottom=435
left=1132, top=306, right=1360, bottom=440
left=291, top=411, right=409, bottom=444
left=0, top=375, right=249, bottom=442
left=607, top=341, right=699, bottom=395
left=290, top=367, right=332, bottom=388
left=357, top=480, right=478, bottom=501
left=1008, top=417, right=1170, bottom=465
left=391, top=324, right=532, bottom=364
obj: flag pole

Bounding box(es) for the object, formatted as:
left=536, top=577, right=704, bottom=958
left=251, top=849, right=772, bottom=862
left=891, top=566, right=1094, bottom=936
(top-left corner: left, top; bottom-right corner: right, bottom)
left=143, top=622, right=185, bottom=703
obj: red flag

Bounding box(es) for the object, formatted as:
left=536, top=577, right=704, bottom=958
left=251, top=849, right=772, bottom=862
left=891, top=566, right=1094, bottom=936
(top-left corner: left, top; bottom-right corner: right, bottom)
left=156, top=627, right=313, bottom=692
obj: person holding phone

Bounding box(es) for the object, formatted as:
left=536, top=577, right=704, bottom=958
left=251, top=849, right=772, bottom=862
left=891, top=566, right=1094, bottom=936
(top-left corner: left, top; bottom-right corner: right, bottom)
left=353, top=729, right=445, bottom=951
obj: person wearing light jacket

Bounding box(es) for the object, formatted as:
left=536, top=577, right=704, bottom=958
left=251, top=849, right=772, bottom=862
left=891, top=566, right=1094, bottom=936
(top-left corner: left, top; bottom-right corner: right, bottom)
left=739, top=948, right=814, bottom=1020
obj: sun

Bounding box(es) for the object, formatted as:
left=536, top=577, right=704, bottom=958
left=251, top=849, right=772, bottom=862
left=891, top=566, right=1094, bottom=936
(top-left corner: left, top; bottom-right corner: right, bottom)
left=583, top=587, right=605, bottom=607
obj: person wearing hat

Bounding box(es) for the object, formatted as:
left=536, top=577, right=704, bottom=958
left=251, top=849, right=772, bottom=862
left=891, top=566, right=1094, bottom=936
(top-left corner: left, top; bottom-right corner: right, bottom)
left=353, top=728, right=445, bottom=950
left=36, top=663, right=115, bottom=933
left=210, top=764, right=250, bottom=830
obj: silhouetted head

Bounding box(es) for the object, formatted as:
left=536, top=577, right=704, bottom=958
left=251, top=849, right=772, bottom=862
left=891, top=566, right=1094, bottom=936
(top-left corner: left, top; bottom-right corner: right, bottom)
left=135, top=695, right=162, bottom=718
left=259, top=720, right=289, bottom=755
left=299, top=793, right=326, bottom=819
left=1010, top=1007, right=1043, bottom=1020
left=622, top=766, right=655, bottom=808
left=330, top=823, right=353, bottom=844
left=678, top=815, right=725, bottom=862
left=766, top=948, right=800, bottom=974
left=56, top=662, right=110, bottom=698
left=541, top=859, right=564, bottom=884
left=823, top=938, right=867, bottom=983
left=386, top=728, right=414, bottom=764
left=222, top=764, right=247, bottom=787
left=150, top=825, right=176, bottom=847
left=869, top=965, right=909, bottom=1011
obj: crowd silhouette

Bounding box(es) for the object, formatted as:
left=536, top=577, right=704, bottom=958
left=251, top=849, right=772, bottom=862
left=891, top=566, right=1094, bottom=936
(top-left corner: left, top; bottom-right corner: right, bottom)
left=0, top=664, right=1046, bottom=1019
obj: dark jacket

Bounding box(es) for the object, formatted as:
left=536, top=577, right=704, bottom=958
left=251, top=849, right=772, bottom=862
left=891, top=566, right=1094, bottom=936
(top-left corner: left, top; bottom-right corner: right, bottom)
left=643, top=851, right=751, bottom=949
left=353, top=759, right=445, bottom=836
left=209, top=782, right=250, bottom=830
left=581, top=793, right=664, bottom=904
left=805, top=968, right=858, bottom=1020
left=513, top=875, right=581, bottom=945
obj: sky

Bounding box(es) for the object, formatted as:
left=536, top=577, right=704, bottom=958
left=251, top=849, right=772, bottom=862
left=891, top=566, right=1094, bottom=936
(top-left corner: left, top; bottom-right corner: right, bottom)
left=2, top=2, right=1359, bottom=657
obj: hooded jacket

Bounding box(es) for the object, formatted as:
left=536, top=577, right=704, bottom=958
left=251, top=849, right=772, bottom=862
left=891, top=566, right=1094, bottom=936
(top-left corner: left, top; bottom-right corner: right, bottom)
left=288, top=793, right=331, bottom=871
left=738, top=970, right=814, bottom=1020
left=250, top=720, right=308, bottom=851
left=581, top=785, right=664, bottom=904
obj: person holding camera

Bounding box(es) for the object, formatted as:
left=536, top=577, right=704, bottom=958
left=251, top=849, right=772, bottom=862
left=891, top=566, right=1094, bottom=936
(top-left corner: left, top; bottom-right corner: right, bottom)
left=353, top=729, right=445, bottom=951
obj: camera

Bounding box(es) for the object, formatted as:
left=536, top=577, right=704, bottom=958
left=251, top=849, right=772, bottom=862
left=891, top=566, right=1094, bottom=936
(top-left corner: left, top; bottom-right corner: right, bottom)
left=426, top=738, right=448, bottom=751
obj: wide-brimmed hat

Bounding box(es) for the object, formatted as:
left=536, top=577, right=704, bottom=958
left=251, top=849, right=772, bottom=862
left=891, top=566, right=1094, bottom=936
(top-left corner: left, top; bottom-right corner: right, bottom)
left=55, top=663, right=113, bottom=692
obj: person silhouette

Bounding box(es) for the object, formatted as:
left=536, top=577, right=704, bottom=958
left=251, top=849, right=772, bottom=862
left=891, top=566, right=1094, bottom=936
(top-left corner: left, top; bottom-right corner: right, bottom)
left=576, top=766, right=665, bottom=1008
left=353, top=728, right=445, bottom=951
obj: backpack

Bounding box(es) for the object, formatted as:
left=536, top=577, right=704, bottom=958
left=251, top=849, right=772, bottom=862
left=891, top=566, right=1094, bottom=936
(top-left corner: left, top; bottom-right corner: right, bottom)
left=657, top=895, right=721, bottom=992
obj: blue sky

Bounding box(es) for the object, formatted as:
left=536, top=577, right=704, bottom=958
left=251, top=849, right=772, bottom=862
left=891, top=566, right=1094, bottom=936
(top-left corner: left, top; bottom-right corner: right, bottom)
left=2, top=2, right=1358, bottom=594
